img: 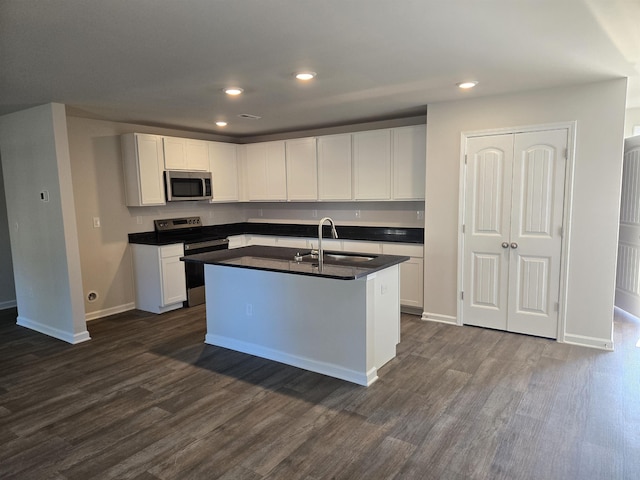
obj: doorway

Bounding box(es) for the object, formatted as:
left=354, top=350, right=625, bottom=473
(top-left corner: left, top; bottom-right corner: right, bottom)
left=458, top=126, right=570, bottom=338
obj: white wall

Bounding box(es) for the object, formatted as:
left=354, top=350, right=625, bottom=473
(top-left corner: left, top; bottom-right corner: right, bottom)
left=0, top=103, right=89, bottom=343
left=625, top=107, right=640, bottom=138
left=424, top=79, right=627, bottom=347
left=0, top=160, right=16, bottom=309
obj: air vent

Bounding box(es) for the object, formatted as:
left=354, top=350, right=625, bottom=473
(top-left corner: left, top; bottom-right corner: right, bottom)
left=237, top=113, right=262, bottom=120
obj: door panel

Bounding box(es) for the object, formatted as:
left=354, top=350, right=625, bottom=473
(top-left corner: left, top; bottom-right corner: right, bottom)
left=508, top=129, right=566, bottom=338
left=463, top=134, right=513, bottom=330
left=616, top=138, right=640, bottom=316
left=462, top=129, right=567, bottom=339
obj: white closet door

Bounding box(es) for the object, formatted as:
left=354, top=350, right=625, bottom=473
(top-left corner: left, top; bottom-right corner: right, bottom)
left=462, top=134, right=514, bottom=331
left=616, top=136, right=640, bottom=317
left=507, top=129, right=567, bottom=338
left=462, top=129, right=567, bottom=338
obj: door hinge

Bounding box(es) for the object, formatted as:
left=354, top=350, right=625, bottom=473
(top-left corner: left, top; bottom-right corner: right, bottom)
left=464, top=154, right=468, bottom=164
left=563, top=148, right=568, bottom=160
left=462, top=224, right=465, bottom=234
left=461, top=291, right=464, bottom=300
left=554, top=302, right=559, bottom=312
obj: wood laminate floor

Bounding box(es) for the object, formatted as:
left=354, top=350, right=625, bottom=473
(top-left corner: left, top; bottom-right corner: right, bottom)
left=1, top=306, right=639, bottom=479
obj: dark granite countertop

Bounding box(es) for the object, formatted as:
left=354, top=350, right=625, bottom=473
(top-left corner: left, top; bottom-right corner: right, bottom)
left=181, top=245, right=409, bottom=280
left=128, top=222, right=423, bottom=246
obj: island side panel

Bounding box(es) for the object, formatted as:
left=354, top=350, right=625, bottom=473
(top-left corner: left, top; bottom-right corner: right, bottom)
left=204, top=264, right=371, bottom=385
left=372, top=264, right=400, bottom=368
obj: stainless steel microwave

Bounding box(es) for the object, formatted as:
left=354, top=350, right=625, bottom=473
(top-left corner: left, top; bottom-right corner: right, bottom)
left=164, top=170, right=212, bottom=202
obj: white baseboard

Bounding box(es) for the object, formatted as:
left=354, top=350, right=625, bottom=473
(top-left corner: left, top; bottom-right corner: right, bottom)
left=421, top=312, right=458, bottom=325
left=85, top=302, right=135, bottom=321
left=0, top=299, right=17, bottom=310
left=205, top=334, right=376, bottom=386
left=562, top=333, right=614, bottom=351
left=17, top=316, right=91, bottom=344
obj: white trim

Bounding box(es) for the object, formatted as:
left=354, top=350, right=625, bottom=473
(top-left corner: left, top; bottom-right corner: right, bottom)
left=16, top=316, right=91, bottom=344
left=85, top=302, right=136, bottom=321
left=458, top=121, right=576, bottom=342
left=0, top=299, right=17, bottom=310
left=562, top=333, right=614, bottom=351
left=421, top=312, right=457, bottom=325
left=205, top=333, right=377, bottom=386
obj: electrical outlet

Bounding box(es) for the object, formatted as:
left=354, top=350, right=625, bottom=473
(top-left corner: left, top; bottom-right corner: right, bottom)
left=417, top=210, right=424, bottom=220
left=93, top=217, right=101, bottom=228
left=312, top=209, right=318, bottom=218
left=258, top=209, right=263, bottom=217
left=246, top=303, right=253, bottom=316
left=355, top=210, right=361, bottom=218
left=136, top=216, right=143, bottom=225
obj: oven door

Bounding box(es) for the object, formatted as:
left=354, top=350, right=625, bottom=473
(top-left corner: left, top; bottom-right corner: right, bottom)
left=183, top=238, right=229, bottom=306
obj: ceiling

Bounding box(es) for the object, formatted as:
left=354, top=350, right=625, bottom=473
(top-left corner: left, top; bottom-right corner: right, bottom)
left=1, top=0, right=639, bottom=138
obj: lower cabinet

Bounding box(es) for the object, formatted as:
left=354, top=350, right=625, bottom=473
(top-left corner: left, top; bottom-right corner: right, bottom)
left=131, top=243, right=186, bottom=314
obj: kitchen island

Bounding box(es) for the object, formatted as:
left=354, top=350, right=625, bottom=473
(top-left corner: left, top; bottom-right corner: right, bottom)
left=183, top=245, right=408, bottom=386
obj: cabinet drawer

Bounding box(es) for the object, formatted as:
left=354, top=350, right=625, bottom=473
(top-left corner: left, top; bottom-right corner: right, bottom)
left=159, top=243, right=184, bottom=258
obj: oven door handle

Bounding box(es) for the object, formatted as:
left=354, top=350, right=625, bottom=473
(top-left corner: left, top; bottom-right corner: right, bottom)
left=184, top=238, right=229, bottom=253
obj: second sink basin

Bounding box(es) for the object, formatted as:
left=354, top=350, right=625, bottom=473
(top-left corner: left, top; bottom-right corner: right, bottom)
left=324, top=253, right=376, bottom=262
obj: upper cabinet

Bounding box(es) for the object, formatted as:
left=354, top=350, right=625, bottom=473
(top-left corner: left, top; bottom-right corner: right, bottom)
left=163, top=137, right=209, bottom=171
left=353, top=129, right=392, bottom=200
left=392, top=125, right=426, bottom=200
left=286, top=137, right=317, bottom=201
left=121, top=133, right=166, bottom=206
left=245, top=141, right=287, bottom=201
left=317, top=134, right=352, bottom=201
left=209, top=142, right=239, bottom=202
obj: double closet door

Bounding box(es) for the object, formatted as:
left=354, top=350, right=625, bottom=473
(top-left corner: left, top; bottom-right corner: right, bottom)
left=462, top=129, right=568, bottom=338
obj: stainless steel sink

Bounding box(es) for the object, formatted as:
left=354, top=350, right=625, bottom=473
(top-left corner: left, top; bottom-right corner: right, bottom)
left=324, top=253, right=376, bottom=262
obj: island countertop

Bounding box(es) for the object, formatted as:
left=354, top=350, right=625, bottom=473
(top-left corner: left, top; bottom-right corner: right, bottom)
left=182, top=245, right=409, bottom=280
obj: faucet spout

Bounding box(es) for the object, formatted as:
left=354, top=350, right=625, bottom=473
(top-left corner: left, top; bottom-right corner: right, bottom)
left=318, top=217, right=338, bottom=272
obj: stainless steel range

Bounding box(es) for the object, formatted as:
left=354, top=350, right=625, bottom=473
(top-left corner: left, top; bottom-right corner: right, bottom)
left=154, top=216, right=229, bottom=307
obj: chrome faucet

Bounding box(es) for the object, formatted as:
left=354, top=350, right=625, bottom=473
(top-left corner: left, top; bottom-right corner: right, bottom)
left=318, top=217, right=338, bottom=271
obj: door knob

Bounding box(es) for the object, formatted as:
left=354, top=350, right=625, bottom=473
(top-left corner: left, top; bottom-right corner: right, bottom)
left=501, top=242, right=509, bottom=249
left=510, top=242, right=518, bottom=249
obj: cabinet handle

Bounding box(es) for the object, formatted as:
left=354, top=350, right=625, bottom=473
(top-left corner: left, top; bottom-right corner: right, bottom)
left=501, top=242, right=509, bottom=249
left=510, top=242, right=518, bottom=249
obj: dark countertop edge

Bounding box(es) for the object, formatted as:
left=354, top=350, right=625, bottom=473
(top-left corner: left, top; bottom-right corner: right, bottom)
left=181, top=245, right=410, bottom=280
left=129, top=222, right=424, bottom=245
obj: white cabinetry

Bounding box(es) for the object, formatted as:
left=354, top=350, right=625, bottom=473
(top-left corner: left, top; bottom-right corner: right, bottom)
left=286, top=137, right=317, bottom=200
left=121, top=133, right=166, bottom=207
left=392, top=125, right=426, bottom=200
left=245, top=141, right=287, bottom=201
left=163, top=137, right=209, bottom=171
left=353, top=129, right=392, bottom=200
left=209, top=142, right=239, bottom=202
left=317, top=134, right=352, bottom=200
left=131, top=243, right=186, bottom=314
left=382, top=243, right=424, bottom=310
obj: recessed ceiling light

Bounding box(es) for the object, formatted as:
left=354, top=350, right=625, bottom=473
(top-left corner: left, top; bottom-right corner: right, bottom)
left=224, top=87, right=243, bottom=96
left=457, top=81, right=478, bottom=89
left=215, top=121, right=228, bottom=127
left=295, top=71, right=317, bottom=81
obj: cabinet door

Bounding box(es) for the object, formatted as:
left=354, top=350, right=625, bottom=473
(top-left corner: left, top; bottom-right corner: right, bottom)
left=160, top=255, right=186, bottom=306
left=163, top=136, right=187, bottom=170
left=393, top=125, right=426, bottom=200
left=245, top=141, right=287, bottom=200
left=318, top=134, right=352, bottom=200
left=122, top=133, right=165, bottom=206
left=286, top=137, right=317, bottom=200
left=400, top=257, right=424, bottom=308
left=209, top=142, right=239, bottom=201
left=353, top=129, right=391, bottom=200
left=185, top=139, right=210, bottom=171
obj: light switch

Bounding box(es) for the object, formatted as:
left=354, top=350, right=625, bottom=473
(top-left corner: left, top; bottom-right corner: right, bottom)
left=93, top=217, right=101, bottom=228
